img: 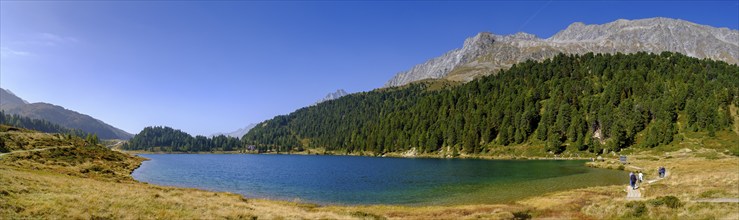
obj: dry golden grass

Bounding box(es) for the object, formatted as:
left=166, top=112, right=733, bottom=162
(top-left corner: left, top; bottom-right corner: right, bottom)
left=1, top=125, right=85, bottom=152
left=0, top=165, right=535, bottom=219
left=0, top=128, right=528, bottom=219
left=582, top=148, right=739, bottom=219
left=1, top=125, right=738, bottom=219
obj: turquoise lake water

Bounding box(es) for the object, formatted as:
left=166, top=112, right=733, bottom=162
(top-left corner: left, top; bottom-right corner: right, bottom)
left=132, top=154, right=626, bottom=205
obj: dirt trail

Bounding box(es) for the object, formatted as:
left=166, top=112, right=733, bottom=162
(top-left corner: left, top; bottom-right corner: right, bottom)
left=106, top=141, right=123, bottom=149
left=626, top=171, right=669, bottom=199
left=626, top=186, right=642, bottom=200
left=646, top=171, right=669, bottom=184
left=694, top=198, right=739, bottom=203
left=0, top=146, right=72, bottom=158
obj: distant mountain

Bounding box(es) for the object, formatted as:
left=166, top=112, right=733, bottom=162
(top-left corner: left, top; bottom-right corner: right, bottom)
left=211, top=123, right=257, bottom=138
left=314, top=89, right=348, bottom=105
left=384, top=17, right=739, bottom=87
left=0, top=88, right=29, bottom=108
left=0, top=88, right=133, bottom=140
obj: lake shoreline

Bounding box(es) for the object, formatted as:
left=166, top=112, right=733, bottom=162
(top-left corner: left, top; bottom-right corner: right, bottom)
left=131, top=153, right=624, bottom=206
left=4, top=145, right=738, bottom=219
left=6, top=125, right=736, bottom=219
left=122, top=149, right=603, bottom=162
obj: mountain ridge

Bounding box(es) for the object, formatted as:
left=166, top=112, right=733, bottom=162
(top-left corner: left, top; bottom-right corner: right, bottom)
left=0, top=88, right=133, bottom=140
left=0, top=88, right=29, bottom=107
left=211, top=123, right=257, bottom=138
left=314, top=89, right=349, bottom=105
left=384, top=17, right=739, bottom=87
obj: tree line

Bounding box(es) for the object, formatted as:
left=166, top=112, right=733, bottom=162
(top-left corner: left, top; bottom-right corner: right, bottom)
left=122, top=126, right=241, bottom=152
left=0, top=111, right=100, bottom=144
left=242, top=52, right=739, bottom=155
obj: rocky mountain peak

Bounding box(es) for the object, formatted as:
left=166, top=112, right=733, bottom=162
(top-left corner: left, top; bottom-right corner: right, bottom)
left=511, top=32, right=539, bottom=40
left=383, top=32, right=499, bottom=88
left=211, top=123, right=257, bottom=138
left=1, top=88, right=29, bottom=107
left=384, top=17, right=739, bottom=87
left=462, top=32, right=495, bottom=49
left=314, top=89, right=349, bottom=105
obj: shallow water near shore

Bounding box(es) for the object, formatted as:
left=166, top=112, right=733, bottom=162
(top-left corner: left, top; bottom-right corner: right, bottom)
left=132, top=154, right=626, bottom=205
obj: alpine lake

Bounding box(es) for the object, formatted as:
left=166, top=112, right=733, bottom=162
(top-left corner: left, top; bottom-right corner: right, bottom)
left=132, top=154, right=626, bottom=205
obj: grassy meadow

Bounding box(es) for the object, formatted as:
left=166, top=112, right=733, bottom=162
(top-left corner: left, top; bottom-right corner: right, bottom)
left=1, top=124, right=738, bottom=219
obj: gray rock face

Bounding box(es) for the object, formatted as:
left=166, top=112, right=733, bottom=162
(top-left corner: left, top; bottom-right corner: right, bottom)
left=384, top=32, right=497, bottom=87
left=384, top=17, right=739, bottom=87
left=212, top=123, right=257, bottom=139
left=314, top=89, right=349, bottom=105
left=0, top=88, right=29, bottom=108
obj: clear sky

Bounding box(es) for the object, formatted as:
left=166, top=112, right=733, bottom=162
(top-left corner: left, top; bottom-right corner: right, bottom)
left=1, top=1, right=737, bottom=136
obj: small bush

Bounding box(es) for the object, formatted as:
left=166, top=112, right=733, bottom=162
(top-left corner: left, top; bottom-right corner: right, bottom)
left=728, top=147, right=739, bottom=157
left=661, top=196, right=681, bottom=209
left=697, top=151, right=721, bottom=160
left=625, top=201, right=647, bottom=217
left=648, top=196, right=682, bottom=209
left=647, top=198, right=664, bottom=206
left=350, top=211, right=386, bottom=220
left=225, top=214, right=257, bottom=220
left=699, top=189, right=726, bottom=198
left=512, top=210, right=532, bottom=220
left=617, top=165, right=625, bottom=170
left=90, top=215, right=112, bottom=220
left=89, top=164, right=105, bottom=172
left=0, top=140, right=9, bottom=153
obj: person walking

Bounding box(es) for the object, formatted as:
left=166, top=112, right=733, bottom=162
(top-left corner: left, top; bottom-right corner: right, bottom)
left=658, top=167, right=665, bottom=178
left=629, top=172, right=636, bottom=190
left=637, top=171, right=644, bottom=188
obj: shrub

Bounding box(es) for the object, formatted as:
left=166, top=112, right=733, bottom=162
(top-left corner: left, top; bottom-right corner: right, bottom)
left=90, top=215, right=112, bottom=220
left=0, top=140, right=8, bottom=153
left=350, top=211, right=386, bottom=220
left=225, top=214, right=257, bottom=220
left=661, top=196, right=681, bottom=209
left=625, top=201, right=647, bottom=217
left=512, top=210, right=532, bottom=220
left=89, top=164, right=105, bottom=172
left=697, top=151, right=721, bottom=160
left=699, top=189, right=726, bottom=198
left=647, top=196, right=682, bottom=209
left=728, top=147, right=739, bottom=157
left=647, top=198, right=664, bottom=206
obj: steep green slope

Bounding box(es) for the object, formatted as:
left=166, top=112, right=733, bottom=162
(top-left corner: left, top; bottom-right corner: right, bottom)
left=243, top=52, right=739, bottom=155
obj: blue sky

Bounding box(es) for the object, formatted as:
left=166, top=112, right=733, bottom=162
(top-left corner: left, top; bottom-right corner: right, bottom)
left=1, top=1, right=737, bottom=136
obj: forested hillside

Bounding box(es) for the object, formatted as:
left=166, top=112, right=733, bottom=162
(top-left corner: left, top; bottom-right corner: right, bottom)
left=243, top=52, right=739, bottom=155
left=0, top=111, right=90, bottom=138
left=123, top=126, right=241, bottom=152
left=1, top=89, right=133, bottom=140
